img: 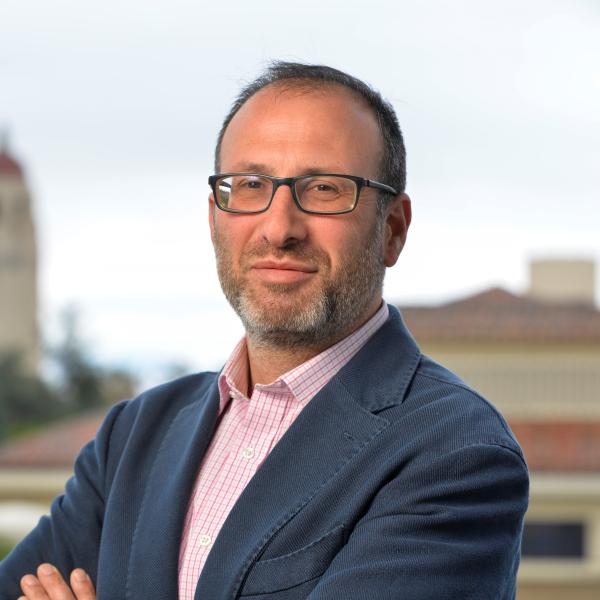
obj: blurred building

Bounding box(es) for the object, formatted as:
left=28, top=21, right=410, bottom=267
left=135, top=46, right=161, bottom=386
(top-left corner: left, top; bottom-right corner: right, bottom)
left=0, top=412, right=102, bottom=543
left=0, top=134, right=38, bottom=374
left=402, top=258, right=600, bottom=600
left=1, top=259, right=598, bottom=599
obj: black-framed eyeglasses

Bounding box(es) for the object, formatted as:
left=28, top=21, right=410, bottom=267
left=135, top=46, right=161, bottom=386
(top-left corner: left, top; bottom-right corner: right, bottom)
left=208, top=173, right=398, bottom=215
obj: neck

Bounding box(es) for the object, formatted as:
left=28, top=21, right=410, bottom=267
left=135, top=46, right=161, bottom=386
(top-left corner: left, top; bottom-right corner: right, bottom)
left=245, top=298, right=382, bottom=389
left=246, top=342, right=320, bottom=389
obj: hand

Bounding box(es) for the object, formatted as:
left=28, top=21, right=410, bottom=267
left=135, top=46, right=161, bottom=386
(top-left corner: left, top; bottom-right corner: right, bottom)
left=18, top=563, right=95, bottom=599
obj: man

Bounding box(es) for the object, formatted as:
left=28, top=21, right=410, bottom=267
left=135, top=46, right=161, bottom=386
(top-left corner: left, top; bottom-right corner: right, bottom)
left=1, top=62, right=528, bottom=599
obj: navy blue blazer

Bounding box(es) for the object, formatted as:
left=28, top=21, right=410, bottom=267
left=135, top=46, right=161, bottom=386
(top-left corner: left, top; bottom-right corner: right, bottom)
left=0, top=306, right=528, bottom=599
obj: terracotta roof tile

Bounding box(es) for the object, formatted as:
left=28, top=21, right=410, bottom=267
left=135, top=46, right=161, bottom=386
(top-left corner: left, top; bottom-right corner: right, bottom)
left=0, top=412, right=104, bottom=469
left=0, top=150, right=24, bottom=178
left=510, top=421, right=600, bottom=472
left=1, top=411, right=598, bottom=473
left=400, top=287, right=600, bottom=342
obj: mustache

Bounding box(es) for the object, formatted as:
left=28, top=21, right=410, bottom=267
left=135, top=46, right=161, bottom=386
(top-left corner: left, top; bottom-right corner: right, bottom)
left=241, top=241, right=329, bottom=266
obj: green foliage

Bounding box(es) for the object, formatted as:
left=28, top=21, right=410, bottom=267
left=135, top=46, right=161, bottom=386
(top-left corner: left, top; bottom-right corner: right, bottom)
left=0, top=307, right=137, bottom=442
left=0, top=537, right=14, bottom=560
left=51, top=307, right=105, bottom=412
left=0, top=352, right=62, bottom=440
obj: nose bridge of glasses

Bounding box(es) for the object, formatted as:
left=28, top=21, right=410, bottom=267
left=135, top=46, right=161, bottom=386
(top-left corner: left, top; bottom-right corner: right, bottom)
left=270, top=176, right=303, bottom=211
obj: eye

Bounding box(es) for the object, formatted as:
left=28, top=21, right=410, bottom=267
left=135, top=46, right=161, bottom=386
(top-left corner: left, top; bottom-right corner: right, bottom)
left=305, top=178, right=341, bottom=195
left=238, top=176, right=264, bottom=190
left=315, top=182, right=337, bottom=192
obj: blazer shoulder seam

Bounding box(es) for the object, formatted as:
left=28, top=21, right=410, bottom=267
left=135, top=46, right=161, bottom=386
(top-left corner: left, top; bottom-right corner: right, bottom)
left=415, top=370, right=517, bottom=442
left=447, top=441, right=529, bottom=470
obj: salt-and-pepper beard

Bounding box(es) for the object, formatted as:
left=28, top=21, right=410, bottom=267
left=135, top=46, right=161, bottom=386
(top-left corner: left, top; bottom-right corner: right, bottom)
left=213, top=219, right=386, bottom=350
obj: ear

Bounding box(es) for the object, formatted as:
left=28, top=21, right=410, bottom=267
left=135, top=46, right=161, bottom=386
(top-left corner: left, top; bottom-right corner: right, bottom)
left=383, top=193, right=411, bottom=267
left=208, top=193, right=217, bottom=246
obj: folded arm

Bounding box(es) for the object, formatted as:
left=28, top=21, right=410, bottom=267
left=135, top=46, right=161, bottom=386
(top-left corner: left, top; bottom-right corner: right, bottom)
left=0, top=402, right=127, bottom=597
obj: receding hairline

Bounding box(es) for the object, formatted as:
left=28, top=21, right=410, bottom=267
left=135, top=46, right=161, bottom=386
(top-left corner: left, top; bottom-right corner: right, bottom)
left=251, top=77, right=371, bottom=100
left=217, top=79, right=384, bottom=169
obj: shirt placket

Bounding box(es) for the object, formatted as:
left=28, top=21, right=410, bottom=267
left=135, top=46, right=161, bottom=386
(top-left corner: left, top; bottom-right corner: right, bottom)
left=240, top=385, right=290, bottom=472
left=184, top=394, right=250, bottom=572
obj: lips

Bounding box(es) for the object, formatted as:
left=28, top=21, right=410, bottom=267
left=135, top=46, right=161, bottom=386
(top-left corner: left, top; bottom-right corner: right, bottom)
left=251, top=260, right=317, bottom=273
left=250, top=259, right=318, bottom=284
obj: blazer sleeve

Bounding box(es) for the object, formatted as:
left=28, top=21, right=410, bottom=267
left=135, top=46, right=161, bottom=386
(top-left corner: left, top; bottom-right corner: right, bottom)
left=306, top=442, right=529, bottom=600
left=0, top=400, right=127, bottom=598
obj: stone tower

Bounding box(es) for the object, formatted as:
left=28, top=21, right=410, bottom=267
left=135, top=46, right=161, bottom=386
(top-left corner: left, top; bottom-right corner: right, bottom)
left=0, top=134, right=38, bottom=373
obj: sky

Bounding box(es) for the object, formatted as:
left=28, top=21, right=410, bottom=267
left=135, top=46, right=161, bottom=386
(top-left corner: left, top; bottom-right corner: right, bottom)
left=1, top=0, right=599, bottom=386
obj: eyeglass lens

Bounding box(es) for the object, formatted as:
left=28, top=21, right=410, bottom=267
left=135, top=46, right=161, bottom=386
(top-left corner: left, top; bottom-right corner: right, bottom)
left=215, top=175, right=358, bottom=213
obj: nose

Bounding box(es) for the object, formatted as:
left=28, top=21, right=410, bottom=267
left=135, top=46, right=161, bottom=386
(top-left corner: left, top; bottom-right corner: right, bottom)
left=257, top=183, right=308, bottom=248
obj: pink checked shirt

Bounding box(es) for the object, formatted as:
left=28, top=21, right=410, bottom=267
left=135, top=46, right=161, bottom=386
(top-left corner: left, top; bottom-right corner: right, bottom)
left=177, top=303, right=389, bottom=599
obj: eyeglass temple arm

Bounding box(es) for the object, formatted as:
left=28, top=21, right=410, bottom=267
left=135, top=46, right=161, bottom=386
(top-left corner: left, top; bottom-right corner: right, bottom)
left=364, top=180, right=398, bottom=195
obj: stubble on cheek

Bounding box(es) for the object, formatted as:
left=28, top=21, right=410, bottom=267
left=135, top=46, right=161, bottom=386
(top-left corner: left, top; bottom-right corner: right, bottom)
left=212, top=213, right=386, bottom=349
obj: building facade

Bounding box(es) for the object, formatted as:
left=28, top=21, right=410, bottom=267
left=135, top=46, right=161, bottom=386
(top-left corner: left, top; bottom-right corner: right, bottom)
left=1, top=258, right=598, bottom=598
left=402, top=259, right=600, bottom=600
left=0, top=137, right=38, bottom=374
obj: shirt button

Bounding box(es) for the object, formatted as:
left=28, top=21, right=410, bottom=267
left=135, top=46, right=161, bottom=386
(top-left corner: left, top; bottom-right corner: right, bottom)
left=242, top=446, right=255, bottom=459
left=199, top=534, right=212, bottom=546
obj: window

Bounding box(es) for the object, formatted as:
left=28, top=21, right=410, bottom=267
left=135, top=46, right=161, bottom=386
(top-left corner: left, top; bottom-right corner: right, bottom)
left=522, top=521, right=585, bottom=559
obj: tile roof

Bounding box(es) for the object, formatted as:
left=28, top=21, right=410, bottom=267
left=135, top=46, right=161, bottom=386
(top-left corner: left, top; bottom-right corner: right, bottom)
left=511, top=421, right=600, bottom=472
left=0, top=149, right=24, bottom=178
left=400, top=287, right=600, bottom=342
left=1, top=411, right=597, bottom=473
left=0, top=412, right=104, bottom=469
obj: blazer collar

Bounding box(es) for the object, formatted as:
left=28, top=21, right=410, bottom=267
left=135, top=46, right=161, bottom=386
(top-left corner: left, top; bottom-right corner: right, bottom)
left=336, top=303, right=421, bottom=413
left=125, top=377, right=221, bottom=599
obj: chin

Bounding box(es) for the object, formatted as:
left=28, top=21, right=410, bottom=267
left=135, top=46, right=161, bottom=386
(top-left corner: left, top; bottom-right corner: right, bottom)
left=238, top=291, right=332, bottom=338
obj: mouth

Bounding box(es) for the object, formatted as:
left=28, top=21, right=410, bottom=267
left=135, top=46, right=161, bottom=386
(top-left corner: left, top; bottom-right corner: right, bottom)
left=250, top=260, right=318, bottom=285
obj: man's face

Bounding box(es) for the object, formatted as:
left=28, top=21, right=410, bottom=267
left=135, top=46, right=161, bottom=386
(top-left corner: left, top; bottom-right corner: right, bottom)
left=210, top=85, right=395, bottom=349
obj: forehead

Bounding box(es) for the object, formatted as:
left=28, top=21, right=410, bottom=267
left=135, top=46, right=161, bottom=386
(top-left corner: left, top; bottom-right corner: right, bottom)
left=219, top=83, right=383, bottom=175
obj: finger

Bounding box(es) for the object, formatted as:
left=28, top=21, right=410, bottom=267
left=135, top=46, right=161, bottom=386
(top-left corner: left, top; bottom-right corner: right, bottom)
left=35, top=563, right=75, bottom=599
left=20, top=574, right=50, bottom=599
left=70, top=569, right=96, bottom=600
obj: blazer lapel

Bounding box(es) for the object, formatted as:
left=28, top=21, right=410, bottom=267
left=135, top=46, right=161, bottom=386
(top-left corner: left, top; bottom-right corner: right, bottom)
left=196, top=306, right=421, bottom=600
left=126, top=378, right=220, bottom=599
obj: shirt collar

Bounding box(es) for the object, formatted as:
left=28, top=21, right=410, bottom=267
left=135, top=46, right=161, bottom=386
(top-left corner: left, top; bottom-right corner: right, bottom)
left=218, top=302, right=389, bottom=413
left=282, top=302, right=388, bottom=404
left=218, top=338, right=250, bottom=414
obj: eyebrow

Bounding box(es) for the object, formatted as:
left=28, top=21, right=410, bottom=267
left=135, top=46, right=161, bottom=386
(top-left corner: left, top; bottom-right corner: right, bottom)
left=225, top=162, right=345, bottom=176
